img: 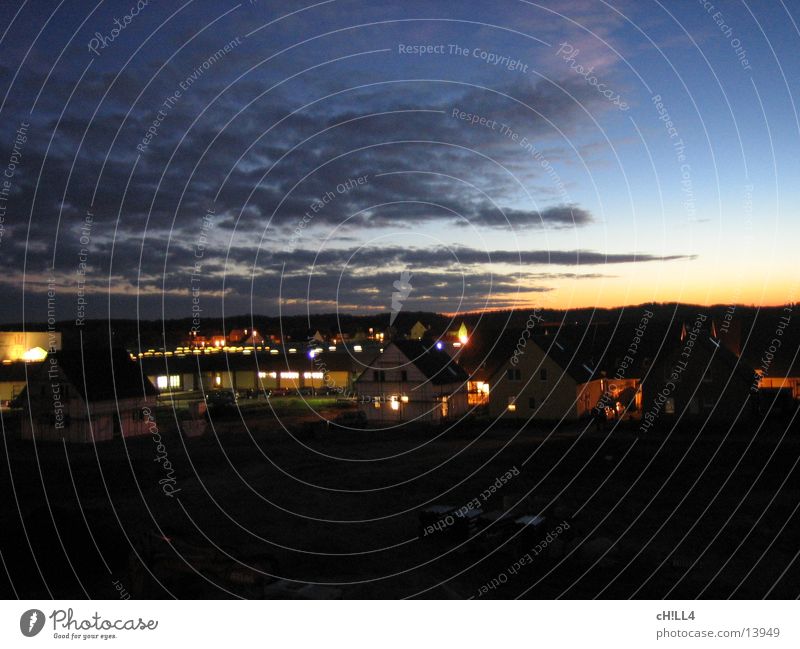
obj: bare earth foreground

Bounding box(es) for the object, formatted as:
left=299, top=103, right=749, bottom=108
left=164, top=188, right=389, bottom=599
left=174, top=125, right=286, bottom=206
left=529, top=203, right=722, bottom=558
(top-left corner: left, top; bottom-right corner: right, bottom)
left=1, top=403, right=797, bottom=599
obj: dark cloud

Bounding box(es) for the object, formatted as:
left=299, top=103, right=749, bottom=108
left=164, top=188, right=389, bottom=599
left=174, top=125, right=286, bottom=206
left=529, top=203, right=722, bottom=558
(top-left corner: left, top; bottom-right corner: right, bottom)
left=0, top=1, right=694, bottom=322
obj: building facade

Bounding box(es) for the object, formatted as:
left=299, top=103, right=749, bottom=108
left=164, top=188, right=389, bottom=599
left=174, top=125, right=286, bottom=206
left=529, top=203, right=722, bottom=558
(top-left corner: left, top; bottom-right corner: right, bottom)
left=356, top=341, right=468, bottom=424
left=18, top=349, right=158, bottom=443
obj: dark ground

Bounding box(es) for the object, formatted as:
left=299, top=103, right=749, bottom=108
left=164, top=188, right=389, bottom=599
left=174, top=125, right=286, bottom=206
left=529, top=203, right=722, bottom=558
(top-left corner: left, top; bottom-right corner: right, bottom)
left=0, top=405, right=798, bottom=599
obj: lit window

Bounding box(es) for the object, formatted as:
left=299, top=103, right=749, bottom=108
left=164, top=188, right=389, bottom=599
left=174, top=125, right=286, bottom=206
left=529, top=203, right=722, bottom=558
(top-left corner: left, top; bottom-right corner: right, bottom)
left=354, top=345, right=362, bottom=352
left=280, top=371, right=300, bottom=379
left=214, top=375, right=222, bottom=386
left=258, top=371, right=267, bottom=379
left=401, top=395, right=409, bottom=403
left=169, top=375, right=180, bottom=388
left=507, top=396, right=516, bottom=412
left=303, top=372, right=324, bottom=379
left=156, top=376, right=168, bottom=389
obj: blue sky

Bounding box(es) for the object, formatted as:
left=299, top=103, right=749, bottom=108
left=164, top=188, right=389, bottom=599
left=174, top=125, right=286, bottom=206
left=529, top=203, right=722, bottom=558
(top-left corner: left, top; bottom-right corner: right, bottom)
left=0, top=0, right=797, bottom=323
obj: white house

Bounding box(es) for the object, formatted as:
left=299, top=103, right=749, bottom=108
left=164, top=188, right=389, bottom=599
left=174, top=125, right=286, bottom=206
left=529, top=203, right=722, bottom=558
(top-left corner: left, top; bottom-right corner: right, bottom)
left=355, top=340, right=468, bottom=424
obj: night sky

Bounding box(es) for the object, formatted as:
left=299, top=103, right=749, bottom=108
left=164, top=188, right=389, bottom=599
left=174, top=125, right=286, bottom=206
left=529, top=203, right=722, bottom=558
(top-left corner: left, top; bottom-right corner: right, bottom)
left=0, top=0, right=797, bottom=324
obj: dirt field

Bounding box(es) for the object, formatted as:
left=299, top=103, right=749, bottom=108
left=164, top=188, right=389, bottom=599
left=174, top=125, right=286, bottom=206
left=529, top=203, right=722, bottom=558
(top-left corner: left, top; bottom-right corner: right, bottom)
left=1, top=407, right=798, bottom=599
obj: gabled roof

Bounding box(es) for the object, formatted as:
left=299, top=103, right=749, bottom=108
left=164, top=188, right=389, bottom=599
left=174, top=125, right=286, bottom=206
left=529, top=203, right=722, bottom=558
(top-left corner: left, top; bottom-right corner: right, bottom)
left=368, top=340, right=468, bottom=385
left=50, top=348, right=158, bottom=401
left=671, top=333, right=757, bottom=386
left=463, top=320, right=673, bottom=384
left=739, top=315, right=800, bottom=377
left=455, top=329, right=524, bottom=381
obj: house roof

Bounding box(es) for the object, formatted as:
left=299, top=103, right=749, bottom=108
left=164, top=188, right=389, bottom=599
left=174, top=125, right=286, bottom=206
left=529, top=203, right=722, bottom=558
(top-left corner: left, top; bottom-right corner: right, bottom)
left=462, top=320, right=675, bottom=384
left=683, top=334, right=757, bottom=386
left=455, top=329, right=524, bottom=381
left=378, top=340, right=469, bottom=385
left=739, top=315, right=800, bottom=377
left=51, top=348, right=158, bottom=402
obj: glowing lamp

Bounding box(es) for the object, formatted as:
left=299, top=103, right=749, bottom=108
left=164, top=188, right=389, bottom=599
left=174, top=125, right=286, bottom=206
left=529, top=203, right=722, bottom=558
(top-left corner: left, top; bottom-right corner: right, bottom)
left=21, top=347, right=47, bottom=362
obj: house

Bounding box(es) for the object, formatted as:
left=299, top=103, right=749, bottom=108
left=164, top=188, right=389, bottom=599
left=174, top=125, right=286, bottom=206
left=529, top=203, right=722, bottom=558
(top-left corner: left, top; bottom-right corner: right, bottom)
left=739, top=311, right=799, bottom=415
left=355, top=340, right=469, bottom=424
left=446, top=322, right=470, bottom=344
left=0, top=330, right=61, bottom=362
left=183, top=331, right=209, bottom=348
left=639, top=315, right=756, bottom=428
left=487, top=334, right=630, bottom=422
left=17, top=348, right=158, bottom=443
left=0, top=361, right=32, bottom=406
left=227, top=328, right=266, bottom=346
left=409, top=321, right=429, bottom=341
left=477, top=319, right=656, bottom=423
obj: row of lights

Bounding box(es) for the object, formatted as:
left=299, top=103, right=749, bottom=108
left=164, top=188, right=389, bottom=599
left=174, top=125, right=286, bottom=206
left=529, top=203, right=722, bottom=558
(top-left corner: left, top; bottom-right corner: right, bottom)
left=142, top=343, right=369, bottom=358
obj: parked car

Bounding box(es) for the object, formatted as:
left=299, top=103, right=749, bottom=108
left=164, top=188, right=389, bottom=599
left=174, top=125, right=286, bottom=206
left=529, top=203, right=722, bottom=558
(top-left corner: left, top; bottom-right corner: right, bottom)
left=204, top=389, right=238, bottom=406
left=268, top=387, right=292, bottom=397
